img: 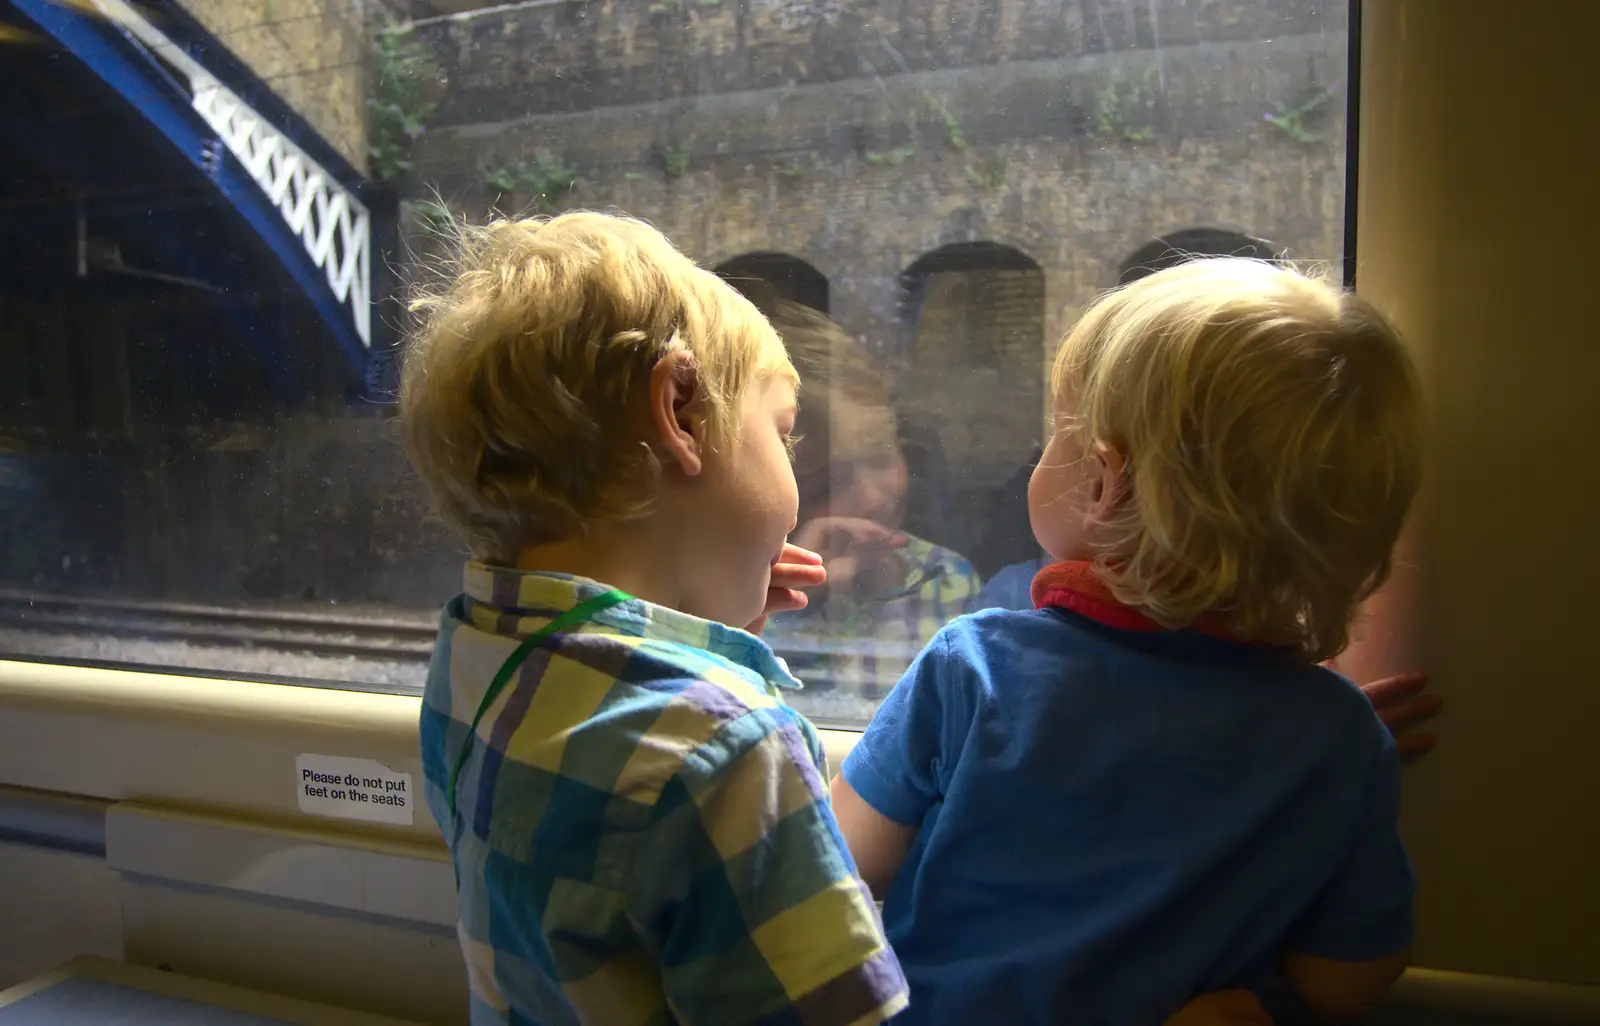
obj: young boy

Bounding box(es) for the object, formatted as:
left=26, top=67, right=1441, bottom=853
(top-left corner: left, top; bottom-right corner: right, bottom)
left=401, top=212, right=1278, bottom=1026
left=760, top=302, right=982, bottom=706
left=832, top=258, right=1423, bottom=1024
left=401, top=212, right=907, bottom=1026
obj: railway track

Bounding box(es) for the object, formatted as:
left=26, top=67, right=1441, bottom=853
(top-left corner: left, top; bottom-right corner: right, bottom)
left=0, top=590, right=437, bottom=663
left=0, top=592, right=917, bottom=705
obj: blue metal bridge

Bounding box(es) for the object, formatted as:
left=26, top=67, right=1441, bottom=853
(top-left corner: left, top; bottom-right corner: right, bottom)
left=1, top=0, right=387, bottom=408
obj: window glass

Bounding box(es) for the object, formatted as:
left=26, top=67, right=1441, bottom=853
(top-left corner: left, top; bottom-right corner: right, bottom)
left=0, top=0, right=1348, bottom=728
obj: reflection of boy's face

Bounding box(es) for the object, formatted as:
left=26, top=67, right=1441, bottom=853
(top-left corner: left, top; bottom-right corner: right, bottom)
left=825, top=396, right=908, bottom=529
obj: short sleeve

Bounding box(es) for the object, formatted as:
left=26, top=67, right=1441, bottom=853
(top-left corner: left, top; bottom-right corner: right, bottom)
left=633, top=711, right=908, bottom=1026
left=841, top=627, right=971, bottom=827
left=1288, top=730, right=1416, bottom=961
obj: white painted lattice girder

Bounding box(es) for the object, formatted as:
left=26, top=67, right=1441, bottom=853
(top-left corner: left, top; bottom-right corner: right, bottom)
left=92, top=0, right=372, bottom=349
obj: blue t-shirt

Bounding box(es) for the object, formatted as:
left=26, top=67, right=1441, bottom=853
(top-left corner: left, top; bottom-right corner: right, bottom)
left=842, top=607, right=1413, bottom=1026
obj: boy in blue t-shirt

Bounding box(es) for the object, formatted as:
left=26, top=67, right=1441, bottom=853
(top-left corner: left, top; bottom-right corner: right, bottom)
left=832, top=258, right=1423, bottom=1025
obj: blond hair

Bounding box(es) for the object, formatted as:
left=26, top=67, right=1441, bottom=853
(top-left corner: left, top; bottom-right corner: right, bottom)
left=1051, top=258, right=1422, bottom=661
left=400, top=211, right=792, bottom=563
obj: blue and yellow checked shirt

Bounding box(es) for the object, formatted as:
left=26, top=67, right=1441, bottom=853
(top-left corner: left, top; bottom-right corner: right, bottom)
left=420, top=564, right=909, bottom=1026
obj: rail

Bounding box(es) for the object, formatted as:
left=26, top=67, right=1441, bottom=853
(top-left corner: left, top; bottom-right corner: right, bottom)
left=0, top=591, right=435, bottom=663
left=0, top=591, right=907, bottom=705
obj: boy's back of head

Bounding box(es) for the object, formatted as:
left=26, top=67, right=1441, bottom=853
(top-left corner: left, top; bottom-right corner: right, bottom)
left=1047, top=257, right=1422, bottom=661
left=399, top=211, right=790, bottom=565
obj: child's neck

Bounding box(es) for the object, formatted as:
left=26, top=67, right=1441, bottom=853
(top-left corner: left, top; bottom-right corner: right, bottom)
left=514, top=526, right=685, bottom=614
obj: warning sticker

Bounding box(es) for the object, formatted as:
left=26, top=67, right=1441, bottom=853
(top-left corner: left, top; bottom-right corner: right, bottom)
left=295, top=754, right=414, bottom=826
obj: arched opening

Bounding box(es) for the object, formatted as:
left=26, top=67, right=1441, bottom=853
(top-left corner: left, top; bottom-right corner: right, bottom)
left=895, top=242, right=1046, bottom=574
left=1117, top=228, right=1284, bottom=286
left=714, top=252, right=829, bottom=314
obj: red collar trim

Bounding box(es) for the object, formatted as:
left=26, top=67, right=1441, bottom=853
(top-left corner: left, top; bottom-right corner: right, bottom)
left=1030, top=561, right=1243, bottom=642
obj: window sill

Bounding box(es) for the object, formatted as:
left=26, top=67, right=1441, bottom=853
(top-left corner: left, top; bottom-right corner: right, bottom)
left=0, top=658, right=863, bottom=845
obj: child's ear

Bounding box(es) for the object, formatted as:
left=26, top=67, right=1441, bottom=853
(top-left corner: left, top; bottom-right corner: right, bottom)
left=648, top=350, right=707, bottom=477
left=1086, top=441, right=1128, bottom=523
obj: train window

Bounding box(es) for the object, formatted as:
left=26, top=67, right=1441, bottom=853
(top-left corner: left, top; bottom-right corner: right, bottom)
left=0, top=0, right=1349, bottom=730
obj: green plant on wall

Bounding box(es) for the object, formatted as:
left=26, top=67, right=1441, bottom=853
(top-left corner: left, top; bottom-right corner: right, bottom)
left=1092, top=66, right=1160, bottom=144
left=772, top=151, right=822, bottom=180
left=660, top=136, right=696, bottom=179
left=918, top=89, right=968, bottom=152
left=368, top=23, right=442, bottom=181
left=481, top=152, right=581, bottom=213
left=941, top=109, right=968, bottom=151
left=964, top=152, right=1007, bottom=190
left=865, top=147, right=916, bottom=167
left=409, top=199, right=456, bottom=235
left=1264, top=82, right=1341, bottom=144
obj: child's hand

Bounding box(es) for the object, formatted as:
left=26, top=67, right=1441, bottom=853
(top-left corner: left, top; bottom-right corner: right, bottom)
left=1161, top=990, right=1273, bottom=1026
left=789, top=517, right=908, bottom=595
left=745, top=543, right=826, bottom=635
left=1360, top=672, right=1442, bottom=759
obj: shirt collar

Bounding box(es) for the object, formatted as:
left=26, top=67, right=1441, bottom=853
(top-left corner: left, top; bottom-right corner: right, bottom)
left=1030, top=560, right=1246, bottom=642
left=461, top=562, right=804, bottom=692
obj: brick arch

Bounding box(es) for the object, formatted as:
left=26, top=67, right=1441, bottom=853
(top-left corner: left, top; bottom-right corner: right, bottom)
left=896, top=241, right=1043, bottom=366
left=897, top=242, right=1041, bottom=353
left=1117, top=227, right=1284, bottom=286
left=894, top=241, right=1047, bottom=573
left=903, top=240, right=1041, bottom=278
left=712, top=252, right=829, bottom=314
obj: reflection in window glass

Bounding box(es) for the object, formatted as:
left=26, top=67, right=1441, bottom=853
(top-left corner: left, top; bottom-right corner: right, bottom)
left=0, top=0, right=1347, bottom=728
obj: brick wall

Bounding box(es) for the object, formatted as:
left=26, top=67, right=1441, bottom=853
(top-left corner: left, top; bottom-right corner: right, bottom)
left=178, top=0, right=369, bottom=173
left=419, top=0, right=1340, bottom=125
left=408, top=2, right=1348, bottom=424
